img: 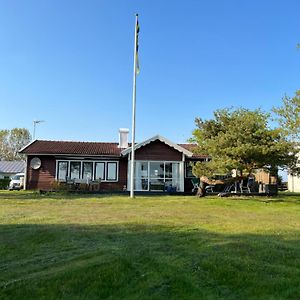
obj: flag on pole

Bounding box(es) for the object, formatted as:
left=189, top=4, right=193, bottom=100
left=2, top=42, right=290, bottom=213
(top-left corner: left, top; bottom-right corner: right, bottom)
left=136, top=18, right=140, bottom=75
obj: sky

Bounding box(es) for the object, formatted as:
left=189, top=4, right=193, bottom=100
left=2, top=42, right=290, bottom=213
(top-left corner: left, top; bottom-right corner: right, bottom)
left=0, top=0, right=299, bottom=143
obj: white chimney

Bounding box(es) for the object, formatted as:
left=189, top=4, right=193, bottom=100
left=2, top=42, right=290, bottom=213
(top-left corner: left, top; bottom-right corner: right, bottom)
left=118, top=128, right=129, bottom=148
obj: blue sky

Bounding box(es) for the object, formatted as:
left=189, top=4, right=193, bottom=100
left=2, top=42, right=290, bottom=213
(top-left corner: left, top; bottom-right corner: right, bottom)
left=0, top=0, right=299, bottom=143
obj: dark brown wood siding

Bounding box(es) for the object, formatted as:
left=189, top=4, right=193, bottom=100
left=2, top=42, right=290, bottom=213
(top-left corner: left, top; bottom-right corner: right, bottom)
left=135, top=140, right=182, bottom=161
left=184, top=178, right=194, bottom=193
left=26, top=155, right=128, bottom=191
left=26, top=155, right=56, bottom=190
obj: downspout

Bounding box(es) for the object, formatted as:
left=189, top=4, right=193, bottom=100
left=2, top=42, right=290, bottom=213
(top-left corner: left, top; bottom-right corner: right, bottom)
left=23, top=155, right=28, bottom=190
left=181, top=153, right=185, bottom=192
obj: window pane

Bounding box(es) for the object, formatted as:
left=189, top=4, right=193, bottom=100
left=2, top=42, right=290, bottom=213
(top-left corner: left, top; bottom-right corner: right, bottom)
left=149, top=179, right=164, bottom=191
left=58, top=161, right=68, bottom=181
left=135, top=161, right=148, bottom=178
left=95, top=162, right=105, bottom=180
left=185, top=163, right=195, bottom=178
left=70, top=161, right=81, bottom=179
left=83, top=162, right=93, bottom=180
left=165, top=179, right=179, bottom=191
left=165, top=163, right=172, bottom=178
left=134, top=178, right=148, bottom=191
left=150, top=162, right=164, bottom=178
left=133, top=162, right=148, bottom=191
left=107, top=162, right=117, bottom=181
left=172, top=163, right=180, bottom=179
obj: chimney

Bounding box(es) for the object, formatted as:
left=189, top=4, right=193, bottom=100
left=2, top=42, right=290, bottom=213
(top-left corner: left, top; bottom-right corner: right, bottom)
left=118, top=128, right=129, bottom=148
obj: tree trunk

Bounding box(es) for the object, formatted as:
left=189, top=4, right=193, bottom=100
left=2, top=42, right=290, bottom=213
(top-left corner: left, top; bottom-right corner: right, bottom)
left=197, top=181, right=208, bottom=197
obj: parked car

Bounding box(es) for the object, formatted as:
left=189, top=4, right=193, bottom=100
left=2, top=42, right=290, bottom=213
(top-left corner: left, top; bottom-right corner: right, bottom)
left=9, top=173, right=25, bottom=190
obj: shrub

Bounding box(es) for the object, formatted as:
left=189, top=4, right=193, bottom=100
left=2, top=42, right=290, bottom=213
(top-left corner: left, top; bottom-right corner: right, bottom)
left=0, top=178, right=11, bottom=190
left=50, top=180, right=69, bottom=191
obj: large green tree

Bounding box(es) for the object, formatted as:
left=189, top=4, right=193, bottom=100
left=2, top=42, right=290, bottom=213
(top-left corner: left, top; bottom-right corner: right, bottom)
left=0, top=128, right=31, bottom=161
left=273, top=90, right=300, bottom=141
left=191, top=108, right=297, bottom=196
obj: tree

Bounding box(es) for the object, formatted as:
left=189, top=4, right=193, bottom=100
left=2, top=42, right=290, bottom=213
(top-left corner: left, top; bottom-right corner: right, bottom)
left=191, top=108, right=297, bottom=196
left=273, top=90, right=300, bottom=141
left=0, top=128, right=31, bottom=161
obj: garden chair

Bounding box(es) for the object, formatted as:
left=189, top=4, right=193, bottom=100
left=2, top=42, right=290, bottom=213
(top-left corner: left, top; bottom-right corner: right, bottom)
left=191, top=178, right=200, bottom=193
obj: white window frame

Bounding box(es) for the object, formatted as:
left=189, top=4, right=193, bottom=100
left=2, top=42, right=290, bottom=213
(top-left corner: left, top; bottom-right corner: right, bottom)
left=55, top=160, right=119, bottom=182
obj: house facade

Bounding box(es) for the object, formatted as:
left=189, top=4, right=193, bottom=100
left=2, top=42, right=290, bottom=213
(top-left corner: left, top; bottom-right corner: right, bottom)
left=19, top=131, right=207, bottom=192
left=288, top=152, right=300, bottom=192
left=288, top=173, right=300, bottom=192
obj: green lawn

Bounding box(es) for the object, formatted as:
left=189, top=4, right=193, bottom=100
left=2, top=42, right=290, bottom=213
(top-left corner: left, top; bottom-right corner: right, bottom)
left=0, top=191, right=300, bottom=299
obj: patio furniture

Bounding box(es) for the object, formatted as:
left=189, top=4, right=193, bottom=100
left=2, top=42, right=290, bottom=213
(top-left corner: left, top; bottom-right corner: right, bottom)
left=191, top=178, right=200, bottom=193
left=150, top=182, right=165, bottom=191
left=223, top=183, right=235, bottom=193
left=89, top=179, right=101, bottom=192
left=165, top=184, right=177, bottom=193
left=205, top=185, right=215, bottom=193
left=66, top=177, right=75, bottom=189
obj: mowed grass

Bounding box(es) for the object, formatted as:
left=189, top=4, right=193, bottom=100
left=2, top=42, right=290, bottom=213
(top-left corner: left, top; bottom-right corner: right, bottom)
left=0, top=191, right=300, bottom=300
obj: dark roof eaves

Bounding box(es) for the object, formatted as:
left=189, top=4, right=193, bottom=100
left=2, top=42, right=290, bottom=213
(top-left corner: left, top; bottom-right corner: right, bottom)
left=19, top=140, right=38, bottom=154
left=22, top=152, right=121, bottom=157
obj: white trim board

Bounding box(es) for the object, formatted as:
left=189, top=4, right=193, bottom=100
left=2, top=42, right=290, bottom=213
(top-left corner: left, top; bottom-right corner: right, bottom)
left=121, top=135, right=193, bottom=157
left=18, top=140, right=38, bottom=153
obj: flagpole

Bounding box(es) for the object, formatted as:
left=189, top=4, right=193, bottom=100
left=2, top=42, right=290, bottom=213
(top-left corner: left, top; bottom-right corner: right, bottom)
left=130, top=14, right=139, bottom=198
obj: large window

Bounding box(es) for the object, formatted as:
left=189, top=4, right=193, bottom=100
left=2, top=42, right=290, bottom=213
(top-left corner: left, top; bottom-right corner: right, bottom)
left=56, top=160, right=118, bottom=182
left=132, top=161, right=181, bottom=192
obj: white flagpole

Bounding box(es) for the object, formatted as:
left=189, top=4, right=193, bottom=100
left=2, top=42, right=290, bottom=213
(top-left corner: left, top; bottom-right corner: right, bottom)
left=130, top=14, right=139, bottom=198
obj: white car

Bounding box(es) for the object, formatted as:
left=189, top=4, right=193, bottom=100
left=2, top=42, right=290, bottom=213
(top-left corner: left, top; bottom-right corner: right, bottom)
left=9, top=173, right=25, bottom=190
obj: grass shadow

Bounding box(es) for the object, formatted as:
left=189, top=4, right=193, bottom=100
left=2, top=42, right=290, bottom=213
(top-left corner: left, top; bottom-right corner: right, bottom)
left=0, top=223, right=300, bottom=299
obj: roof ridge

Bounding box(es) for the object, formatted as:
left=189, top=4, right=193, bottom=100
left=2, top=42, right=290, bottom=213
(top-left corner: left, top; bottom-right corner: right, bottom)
left=36, top=140, right=119, bottom=144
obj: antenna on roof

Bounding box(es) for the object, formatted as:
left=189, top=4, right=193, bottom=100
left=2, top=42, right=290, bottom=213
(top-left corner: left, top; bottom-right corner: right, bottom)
left=33, top=120, right=45, bottom=140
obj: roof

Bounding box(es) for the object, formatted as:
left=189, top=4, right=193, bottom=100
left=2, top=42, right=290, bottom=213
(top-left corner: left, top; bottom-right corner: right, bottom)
left=121, top=135, right=194, bottom=157
left=19, top=137, right=208, bottom=159
left=19, top=140, right=123, bottom=156
left=0, top=161, right=25, bottom=174
left=178, top=144, right=209, bottom=159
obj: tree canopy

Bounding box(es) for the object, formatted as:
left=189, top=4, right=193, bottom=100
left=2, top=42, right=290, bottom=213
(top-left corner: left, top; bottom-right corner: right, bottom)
left=191, top=108, right=298, bottom=181
left=273, top=90, right=300, bottom=141
left=0, top=128, right=31, bottom=161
